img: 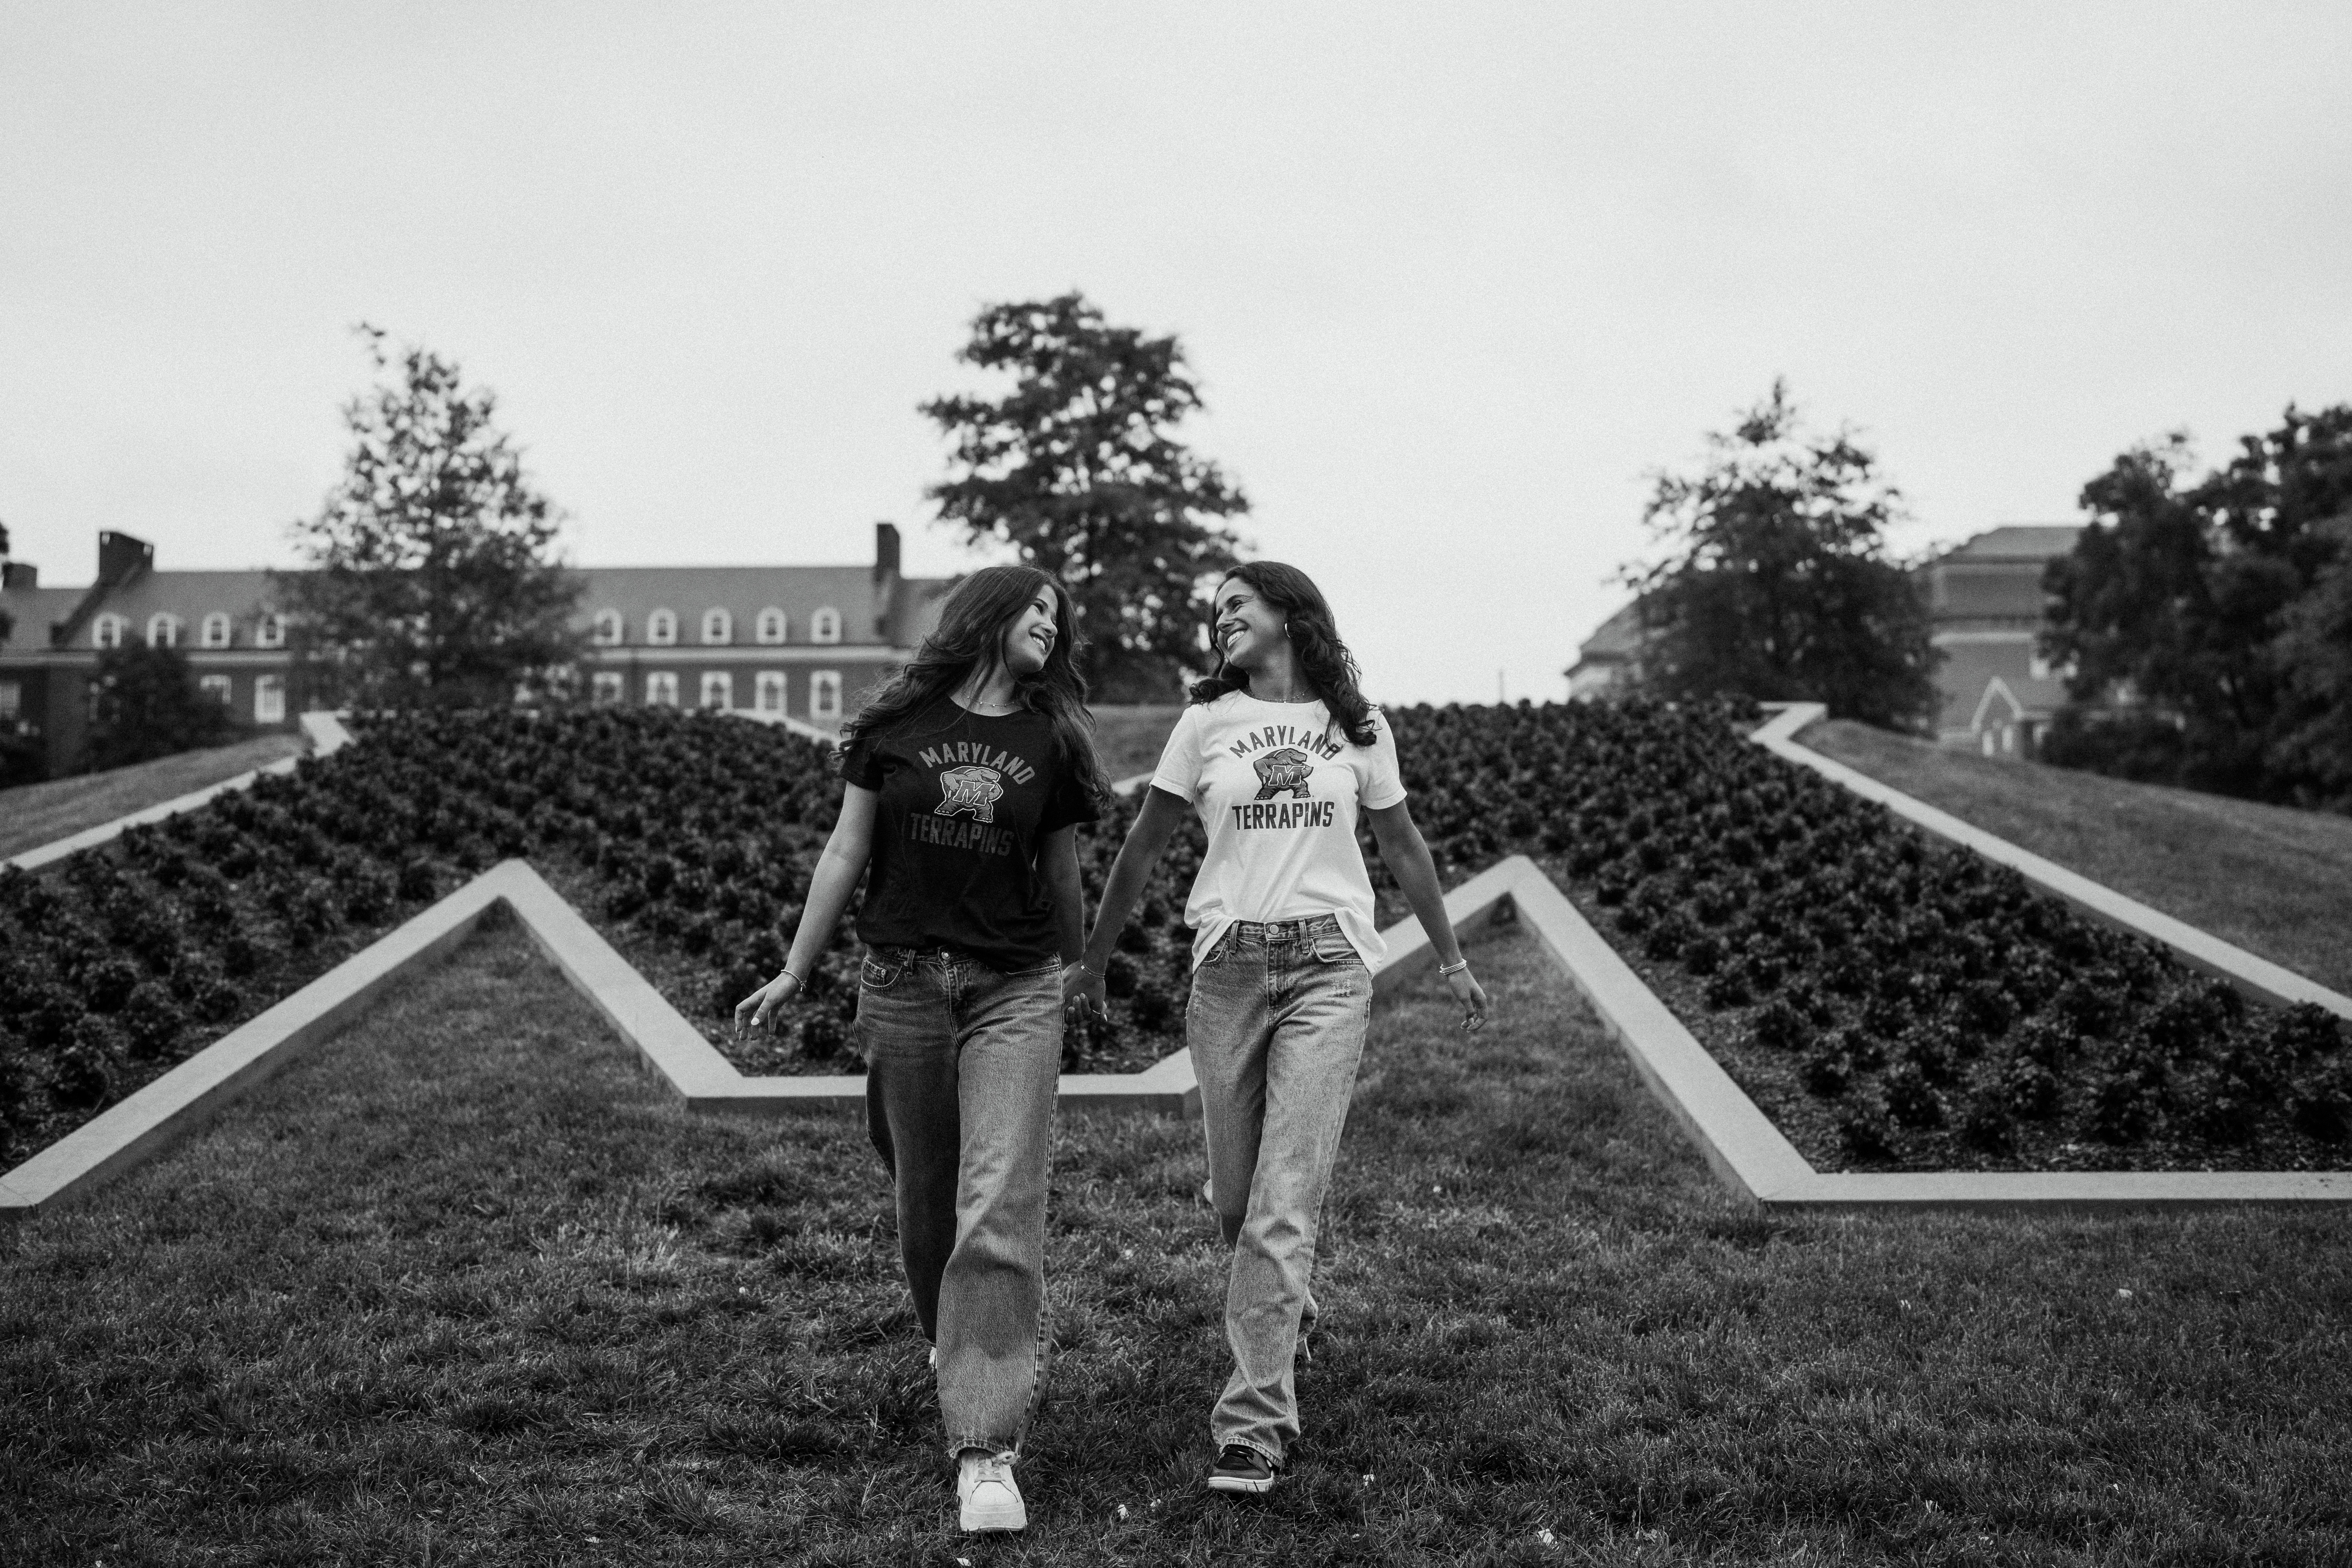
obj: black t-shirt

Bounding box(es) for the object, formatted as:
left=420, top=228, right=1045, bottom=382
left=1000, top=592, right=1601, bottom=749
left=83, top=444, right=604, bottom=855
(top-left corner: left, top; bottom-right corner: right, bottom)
left=840, top=698, right=1099, bottom=971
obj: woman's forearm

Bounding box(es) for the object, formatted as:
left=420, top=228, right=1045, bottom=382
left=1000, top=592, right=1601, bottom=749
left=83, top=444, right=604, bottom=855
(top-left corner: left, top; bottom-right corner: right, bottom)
left=782, top=838, right=869, bottom=980
left=1080, top=791, right=1185, bottom=972
left=1377, top=816, right=1464, bottom=967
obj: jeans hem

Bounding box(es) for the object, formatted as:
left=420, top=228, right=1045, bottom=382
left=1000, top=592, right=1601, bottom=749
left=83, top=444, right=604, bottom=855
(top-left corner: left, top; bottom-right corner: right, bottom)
left=946, top=1436, right=1020, bottom=1462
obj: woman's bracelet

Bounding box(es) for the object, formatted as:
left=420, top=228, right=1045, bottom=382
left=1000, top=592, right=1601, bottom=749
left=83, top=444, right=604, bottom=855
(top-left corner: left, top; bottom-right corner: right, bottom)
left=1437, top=957, right=1470, bottom=976
left=778, top=969, right=805, bottom=990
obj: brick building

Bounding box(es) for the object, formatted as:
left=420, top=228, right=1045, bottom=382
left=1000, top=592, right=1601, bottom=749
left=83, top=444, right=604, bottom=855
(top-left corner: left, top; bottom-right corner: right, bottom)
left=0, top=523, right=949, bottom=778
left=1563, top=523, right=2085, bottom=755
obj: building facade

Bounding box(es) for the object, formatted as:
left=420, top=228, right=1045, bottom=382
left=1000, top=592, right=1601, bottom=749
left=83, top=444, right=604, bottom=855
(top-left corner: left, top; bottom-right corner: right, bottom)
left=0, top=524, right=948, bottom=778
left=1562, top=524, right=2084, bottom=756
left=1917, top=525, right=2080, bottom=756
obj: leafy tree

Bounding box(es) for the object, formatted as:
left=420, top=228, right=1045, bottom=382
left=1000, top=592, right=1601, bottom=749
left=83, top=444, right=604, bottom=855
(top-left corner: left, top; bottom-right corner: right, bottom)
left=2041, top=405, right=2352, bottom=802
left=922, top=292, right=1249, bottom=701
left=1622, top=381, right=1940, bottom=730
left=82, top=644, right=242, bottom=772
left=276, top=328, right=585, bottom=711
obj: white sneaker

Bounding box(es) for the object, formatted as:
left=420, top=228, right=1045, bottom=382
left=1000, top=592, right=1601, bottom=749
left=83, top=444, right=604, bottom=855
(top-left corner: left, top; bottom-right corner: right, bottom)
left=957, top=1450, right=1026, bottom=1532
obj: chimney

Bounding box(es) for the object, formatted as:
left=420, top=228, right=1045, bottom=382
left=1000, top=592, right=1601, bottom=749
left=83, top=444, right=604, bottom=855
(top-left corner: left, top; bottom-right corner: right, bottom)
left=0, top=561, right=33, bottom=589
left=98, top=530, right=154, bottom=586
left=874, top=521, right=901, bottom=582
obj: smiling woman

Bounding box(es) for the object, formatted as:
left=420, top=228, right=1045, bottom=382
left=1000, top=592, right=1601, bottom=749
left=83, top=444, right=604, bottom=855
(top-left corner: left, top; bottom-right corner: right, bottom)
left=728, top=562, right=1111, bottom=1536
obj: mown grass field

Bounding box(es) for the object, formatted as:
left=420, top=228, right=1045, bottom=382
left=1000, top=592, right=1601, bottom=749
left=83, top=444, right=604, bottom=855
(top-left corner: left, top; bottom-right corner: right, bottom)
left=4, top=913, right=2348, bottom=1564
left=1803, top=719, right=2352, bottom=999
left=0, top=732, right=309, bottom=861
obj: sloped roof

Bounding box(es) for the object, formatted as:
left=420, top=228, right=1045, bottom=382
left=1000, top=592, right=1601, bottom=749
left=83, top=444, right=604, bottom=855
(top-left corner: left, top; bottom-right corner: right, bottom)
left=576, top=564, right=891, bottom=645
left=1936, top=525, right=2083, bottom=564
left=0, top=584, right=89, bottom=652
left=1573, top=599, right=1646, bottom=664
left=84, top=568, right=276, bottom=627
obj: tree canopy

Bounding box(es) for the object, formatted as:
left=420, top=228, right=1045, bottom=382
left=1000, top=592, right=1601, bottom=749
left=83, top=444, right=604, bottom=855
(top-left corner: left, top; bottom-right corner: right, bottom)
left=2042, top=404, right=2352, bottom=806
left=275, top=328, right=584, bottom=711
left=922, top=292, right=1248, bottom=701
left=83, top=644, right=242, bottom=772
left=1621, top=381, right=1940, bottom=730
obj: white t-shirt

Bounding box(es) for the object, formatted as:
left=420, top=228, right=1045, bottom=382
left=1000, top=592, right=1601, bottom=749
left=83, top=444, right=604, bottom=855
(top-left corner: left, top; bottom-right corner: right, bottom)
left=1150, top=691, right=1408, bottom=969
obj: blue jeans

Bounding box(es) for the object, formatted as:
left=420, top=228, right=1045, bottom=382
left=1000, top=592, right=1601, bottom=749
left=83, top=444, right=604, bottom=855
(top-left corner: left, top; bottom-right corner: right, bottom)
left=1187, top=915, right=1373, bottom=1467
left=859, top=945, right=1064, bottom=1459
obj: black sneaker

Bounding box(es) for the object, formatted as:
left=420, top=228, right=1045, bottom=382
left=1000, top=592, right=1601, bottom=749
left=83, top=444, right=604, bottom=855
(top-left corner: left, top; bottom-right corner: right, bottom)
left=1207, top=1444, right=1277, bottom=1495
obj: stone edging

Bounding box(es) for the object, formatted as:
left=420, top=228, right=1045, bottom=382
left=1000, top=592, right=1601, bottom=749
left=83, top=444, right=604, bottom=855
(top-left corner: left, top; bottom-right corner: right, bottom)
left=1751, top=704, right=2352, bottom=1022
left=0, top=857, right=1521, bottom=1218
left=1500, top=857, right=2350, bottom=1210
left=7, top=712, right=357, bottom=873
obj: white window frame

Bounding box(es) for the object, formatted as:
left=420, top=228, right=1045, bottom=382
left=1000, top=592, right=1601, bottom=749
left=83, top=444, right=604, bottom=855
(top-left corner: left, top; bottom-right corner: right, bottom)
left=700, top=671, right=733, bottom=710
left=755, top=607, right=787, bottom=645
left=198, top=673, right=232, bottom=705
left=811, top=670, right=842, bottom=720
left=255, top=613, right=285, bottom=650
left=0, top=679, right=20, bottom=720
left=146, top=613, right=180, bottom=649
left=811, top=606, right=841, bottom=644
left=648, top=608, right=678, bottom=646
left=701, top=608, right=732, bottom=645
left=93, top=613, right=127, bottom=650
left=646, top=671, right=679, bottom=707
left=755, top=670, right=786, bottom=713
left=591, top=671, right=624, bottom=705
left=200, top=612, right=232, bottom=649
left=254, top=674, right=286, bottom=724
left=592, top=609, right=624, bottom=646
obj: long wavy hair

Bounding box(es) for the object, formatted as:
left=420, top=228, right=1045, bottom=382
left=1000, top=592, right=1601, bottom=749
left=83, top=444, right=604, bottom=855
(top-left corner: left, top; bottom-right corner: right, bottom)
left=1189, top=561, right=1377, bottom=747
left=842, top=564, right=1110, bottom=804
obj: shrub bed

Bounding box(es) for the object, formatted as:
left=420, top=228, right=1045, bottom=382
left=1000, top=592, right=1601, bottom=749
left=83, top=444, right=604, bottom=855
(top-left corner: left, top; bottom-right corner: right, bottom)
left=1381, top=699, right=2352, bottom=1173
left=0, top=710, right=1207, bottom=1167
left=6, top=699, right=2345, bottom=1177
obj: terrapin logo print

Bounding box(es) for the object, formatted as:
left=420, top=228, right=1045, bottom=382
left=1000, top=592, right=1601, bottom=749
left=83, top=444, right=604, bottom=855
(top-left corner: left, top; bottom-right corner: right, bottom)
left=935, top=764, right=1005, bottom=822
left=1251, top=748, right=1316, bottom=801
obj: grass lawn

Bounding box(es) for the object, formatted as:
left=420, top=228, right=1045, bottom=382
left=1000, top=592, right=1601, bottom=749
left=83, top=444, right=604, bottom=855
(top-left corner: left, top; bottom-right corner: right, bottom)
left=1801, top=719, right=2352, bottom=1000
left=0, top=732, right=309, bottom=861
left=1091, top=705, right=1183, bottom=783
left=5, top=914, right=2348, bottom=1564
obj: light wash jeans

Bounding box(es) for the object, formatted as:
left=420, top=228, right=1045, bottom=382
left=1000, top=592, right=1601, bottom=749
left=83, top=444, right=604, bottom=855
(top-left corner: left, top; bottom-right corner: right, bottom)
left=859, top=944, right=1063, bottom=1459
left=1187, top=914, right=1373, bottom=1468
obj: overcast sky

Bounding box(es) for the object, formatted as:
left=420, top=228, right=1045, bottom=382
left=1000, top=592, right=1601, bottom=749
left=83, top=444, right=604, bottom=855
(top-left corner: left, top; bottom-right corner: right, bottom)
left=4, top=4, right=2348, bottom=703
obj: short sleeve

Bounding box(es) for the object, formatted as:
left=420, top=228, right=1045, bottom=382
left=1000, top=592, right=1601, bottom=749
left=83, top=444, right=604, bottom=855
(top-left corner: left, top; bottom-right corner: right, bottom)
left=1040, top=760, right=1101, bottom=834
left=1359, top=709, right=1406, bottom=811
left=1149, top=704, right=1206, bottom=802
left=839, top=729, right=884, bottom=791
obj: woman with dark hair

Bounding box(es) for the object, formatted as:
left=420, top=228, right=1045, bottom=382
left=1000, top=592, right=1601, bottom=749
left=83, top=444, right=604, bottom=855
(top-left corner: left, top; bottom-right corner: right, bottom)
left=1070, top=560, right=1488, bottom=1495
left=735, top=563, right=1107, bottom=1535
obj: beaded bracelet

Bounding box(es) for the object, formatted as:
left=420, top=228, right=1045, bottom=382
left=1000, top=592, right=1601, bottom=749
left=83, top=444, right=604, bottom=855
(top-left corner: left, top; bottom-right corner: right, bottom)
left=1437, top=958, right=1470, bottom=976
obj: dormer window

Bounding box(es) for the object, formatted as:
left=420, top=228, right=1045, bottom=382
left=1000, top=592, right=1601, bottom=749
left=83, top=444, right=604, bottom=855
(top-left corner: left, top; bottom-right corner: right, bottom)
left=592, top=609, right=624, bottom=646
left=201, top=613, right=232, bottom=649
left=255, top=613, right=285, bottom=650
left=755, top=607, right=787, bottom=645
left=147, top=613, right=181, bottom=649
left=702, top=608, right=732, bottom=645
left=93, top=613, right=127, bottom=649
left=648, top=608, right=678, bottom=646
left=811, top=606, right=841, bottom=644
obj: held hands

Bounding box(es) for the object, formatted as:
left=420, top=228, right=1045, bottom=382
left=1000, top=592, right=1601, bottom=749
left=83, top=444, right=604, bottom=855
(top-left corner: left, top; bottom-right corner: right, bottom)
left=1444, top=962, right=1490, bottom=1032
left=1061, top=961, right=1107, bottom=1027
left=733, top=970, right=803, bottom=1039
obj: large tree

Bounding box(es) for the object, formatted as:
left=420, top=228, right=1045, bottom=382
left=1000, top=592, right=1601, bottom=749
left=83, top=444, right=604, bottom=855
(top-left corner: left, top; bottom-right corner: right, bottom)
left=1622, top=381, right=1940, bottom=730
left=2041, top=405, right=2352, bottom=802
left=276, top=328, right=584, bottom=711
left=922, top=292, right=1249, bottom=701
